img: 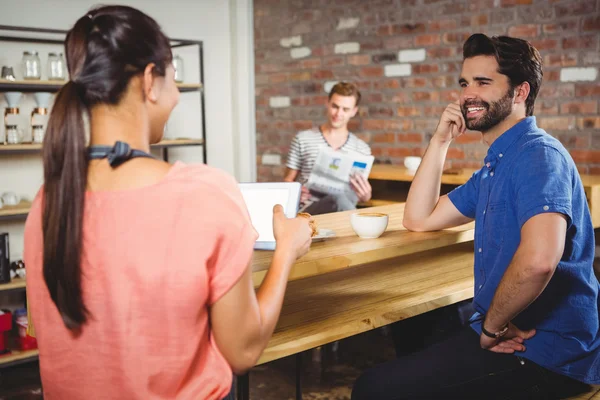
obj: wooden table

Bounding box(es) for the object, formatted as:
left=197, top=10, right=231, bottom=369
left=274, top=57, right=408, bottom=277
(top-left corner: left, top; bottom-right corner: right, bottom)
left=368, top=165, right=600, bottom=229
left=253, top=203, right=475, bottom=365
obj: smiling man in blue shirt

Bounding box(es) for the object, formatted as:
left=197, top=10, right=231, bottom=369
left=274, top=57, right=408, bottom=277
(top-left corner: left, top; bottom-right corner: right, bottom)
left=352, top=34, right=599, bottom=400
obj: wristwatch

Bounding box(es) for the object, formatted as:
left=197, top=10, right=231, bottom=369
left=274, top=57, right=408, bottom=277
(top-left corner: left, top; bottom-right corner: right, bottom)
left=481, top=322, right=509, bottom=339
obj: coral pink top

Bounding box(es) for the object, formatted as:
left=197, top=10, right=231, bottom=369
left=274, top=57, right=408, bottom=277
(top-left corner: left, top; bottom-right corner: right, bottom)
left=25, top=162, right=257, bottom=399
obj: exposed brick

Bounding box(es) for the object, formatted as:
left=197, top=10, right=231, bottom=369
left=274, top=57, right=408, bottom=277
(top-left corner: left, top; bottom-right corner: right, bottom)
left=413, top=64, right=440, bottom=74
left=254, top=0, right=600, bottom=181
left=424, top=106, right=446, bottom=116
left=290, top=71, right=312, bottom=81
left=491, top=9, right=516, bottom=25
left=508, top=24, right=540, bottom=38
left=577, top=117, right=600, bottom=129
left=348, top=55, right=372, bottom=65
left=269, top=73, right=288, bottom=84
left=538, top=117, right=576, bottom=131
left=447, top=148, right=466, bottom=159
left=575, top=83, right=600, bottom=97
left=359, top=66, right=384, bottom=78
left=455, top=132, right=483, bottom=144
left=373, top=79, right=402, bottom=90
left=397, top=106, right=421, bottom=117
left=366, top=93, right=384, bottom=103
left=569, top=150, right=600, bottom=163
left=560, top=101, right=597, bottom=114
left=324, top=57, right=345, bottom=67
left=538, top=101, right=558, bottom=115
left=301, top=58, right=322, bottom=69
left=415, top=34, right=441, bottom=47
left=527, top=39, right=557, bottom=51
left=390, top=92, right=410, bottom=103
left=555, top=0, right=596, bottom=17
left=442, top=32, right=471, bottom=45
left=539, top=84, right=575, bottom=99
left=542, top=20, right=579, bottom=35
left=372, top=133, right=396, bottom=143
left=583, top=16, right=600, bottom=31
left=412, top=91, right=440, bottom=102
left=501, top=0, right=532, bottom=6
left=427, top=47, right=458, bottom=59
left=397, top=133, right=423, bottom=143
left=562, top=36, right=598, bottom=50
left=384, top=36, right=415, bottom=50
left=428, top=19, right=458, bottom=32
left=373, top=53, right=399, bottom=64
left=544, top=54, right=578, bottom=67
left=405, top=77, right=429, bottom=88
left=557, top=134, right=591, bottom=149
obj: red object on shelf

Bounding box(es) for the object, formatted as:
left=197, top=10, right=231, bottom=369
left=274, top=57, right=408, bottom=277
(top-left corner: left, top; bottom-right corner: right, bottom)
left=0, top=310, right=12, bottom=354
left=14, top=308, right=37, bottom=351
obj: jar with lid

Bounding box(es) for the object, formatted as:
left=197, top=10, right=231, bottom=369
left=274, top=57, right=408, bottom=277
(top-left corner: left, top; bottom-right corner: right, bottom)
left=32, top=125, right=44, bottom=144
left=47, top=52, right=66, bottom=80
left=22, top=51, right=41, bottom=80
left=173, top=55, right=184, bottom=83
left=6, top=125, right=20, bottom=144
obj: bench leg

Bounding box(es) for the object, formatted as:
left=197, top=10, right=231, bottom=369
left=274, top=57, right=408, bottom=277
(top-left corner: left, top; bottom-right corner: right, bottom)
left=296, top=353, right=303, bottom=400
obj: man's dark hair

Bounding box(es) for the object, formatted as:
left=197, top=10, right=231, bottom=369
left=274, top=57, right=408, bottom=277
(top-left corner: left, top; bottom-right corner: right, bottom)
left=463, top=33, right=543, bottom=116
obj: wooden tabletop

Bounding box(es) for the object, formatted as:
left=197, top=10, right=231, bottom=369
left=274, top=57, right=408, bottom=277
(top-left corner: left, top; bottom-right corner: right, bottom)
left=255, top=204, right=476, bottom=364
left=368, top=165, right=600, bottom=228
left=251, top=203, right=474, bottom=287
left=369, top=164, right=477, bottom=185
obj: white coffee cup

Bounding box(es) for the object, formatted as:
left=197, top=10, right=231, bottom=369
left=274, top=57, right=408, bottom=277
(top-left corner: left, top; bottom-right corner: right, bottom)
left=1, top=192, right=20, bottom=206
left=350, top=212, right=389, bottom=239
left=404, top=156, right=422, bottom=173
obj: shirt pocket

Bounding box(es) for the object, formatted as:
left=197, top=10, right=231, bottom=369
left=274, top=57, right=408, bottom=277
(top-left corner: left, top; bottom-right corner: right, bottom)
left=484, top=201, right=506, bottom=250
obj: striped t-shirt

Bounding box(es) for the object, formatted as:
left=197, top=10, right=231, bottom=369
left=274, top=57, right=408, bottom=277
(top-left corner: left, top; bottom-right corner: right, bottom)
left=286, top=128, right=372, bottom=185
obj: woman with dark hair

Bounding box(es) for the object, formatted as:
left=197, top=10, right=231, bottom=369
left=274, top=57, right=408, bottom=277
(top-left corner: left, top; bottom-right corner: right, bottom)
left=24, top=6, right=312, bottom=399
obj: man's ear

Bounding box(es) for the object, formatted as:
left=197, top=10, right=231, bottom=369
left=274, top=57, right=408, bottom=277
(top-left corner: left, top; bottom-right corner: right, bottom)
left=514, top=81, right=530, bottom=107
left=143, top=63, right=157, bottom=102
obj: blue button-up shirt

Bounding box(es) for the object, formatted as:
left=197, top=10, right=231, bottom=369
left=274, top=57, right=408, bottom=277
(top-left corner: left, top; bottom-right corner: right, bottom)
left=448, top=117, right=600, bottom=384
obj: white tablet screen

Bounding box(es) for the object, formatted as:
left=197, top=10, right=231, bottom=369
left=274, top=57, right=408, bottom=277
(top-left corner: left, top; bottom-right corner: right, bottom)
left=241, top=188, right=292, bottom=242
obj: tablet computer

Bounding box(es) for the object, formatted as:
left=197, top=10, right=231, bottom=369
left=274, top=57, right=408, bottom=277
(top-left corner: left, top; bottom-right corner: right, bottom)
left=238, top=182, right=301, bottom=250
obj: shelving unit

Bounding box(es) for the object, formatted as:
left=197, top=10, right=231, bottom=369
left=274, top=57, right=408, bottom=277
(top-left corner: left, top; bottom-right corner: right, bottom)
left=0, top=349, right=39, bottom=368
left=0, top=24, right=207, bottom=162
left=0, top=278, right=26, bottom=292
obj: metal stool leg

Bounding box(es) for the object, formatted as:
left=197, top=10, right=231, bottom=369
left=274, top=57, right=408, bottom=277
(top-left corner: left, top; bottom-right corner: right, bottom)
left=296, top=353, right=303, bottom=400
left=236, top=373, right=250, bottom=400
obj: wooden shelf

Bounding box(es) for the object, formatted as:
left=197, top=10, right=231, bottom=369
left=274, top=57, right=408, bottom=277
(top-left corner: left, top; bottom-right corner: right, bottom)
left=0, top=139, right=203, bottom=155
left=0, top=79, right=202, bottom=93
left=0, top=200, right=31, bottom=220
left=0, top=349, right=38, bottom=368
left=0, top=278, right=26, bottom=292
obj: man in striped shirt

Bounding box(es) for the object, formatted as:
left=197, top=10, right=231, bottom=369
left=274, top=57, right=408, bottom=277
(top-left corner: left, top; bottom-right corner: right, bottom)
left=284, top=82, right=372, bottom=214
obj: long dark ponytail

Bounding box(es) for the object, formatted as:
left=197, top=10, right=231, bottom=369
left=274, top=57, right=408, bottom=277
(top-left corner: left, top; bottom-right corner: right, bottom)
left=42, top=6, right=173, bottom=330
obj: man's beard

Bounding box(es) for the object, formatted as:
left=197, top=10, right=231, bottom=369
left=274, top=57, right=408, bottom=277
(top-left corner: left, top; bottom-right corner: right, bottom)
left=461, top=88, right=514, bottom=133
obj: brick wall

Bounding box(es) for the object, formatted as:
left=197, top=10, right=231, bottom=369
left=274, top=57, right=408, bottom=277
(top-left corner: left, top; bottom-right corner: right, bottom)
left=254, top=0, right=600, bottom=181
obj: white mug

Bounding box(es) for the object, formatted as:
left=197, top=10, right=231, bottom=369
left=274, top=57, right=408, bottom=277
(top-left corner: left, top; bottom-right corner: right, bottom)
left=1, top=192, right=20, bottom=206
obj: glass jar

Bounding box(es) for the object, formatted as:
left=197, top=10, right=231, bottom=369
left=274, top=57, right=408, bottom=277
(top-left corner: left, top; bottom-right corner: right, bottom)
left=32, top=125, right=44, bottom=144
left=22, top=51, right=41, bottom=80
left=6, top=125, right=20, bottom=144
left=47, top=52, right=66, bottom=80
left=173, top=55, right=184, bottom=83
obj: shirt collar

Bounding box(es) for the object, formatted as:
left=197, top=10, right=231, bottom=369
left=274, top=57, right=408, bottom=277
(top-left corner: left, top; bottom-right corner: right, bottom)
left=484, top=116, right=537, bottom=168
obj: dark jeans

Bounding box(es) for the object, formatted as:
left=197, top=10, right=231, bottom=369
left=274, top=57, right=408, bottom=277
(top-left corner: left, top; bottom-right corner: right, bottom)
left=352, top=326, right=590, bottom=400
